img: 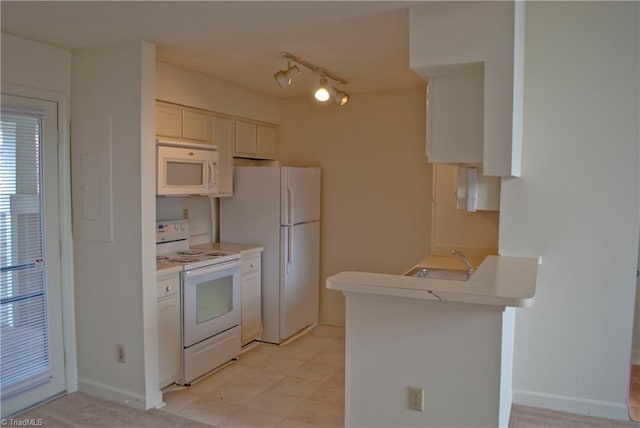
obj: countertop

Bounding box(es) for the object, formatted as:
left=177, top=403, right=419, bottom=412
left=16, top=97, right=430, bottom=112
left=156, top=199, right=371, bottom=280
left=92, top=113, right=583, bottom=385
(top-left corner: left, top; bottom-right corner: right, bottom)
left=191, top=242, right=264, bottom=255
left=411, top=254, right=487, bottom=272
left=156, top=263, right=183, bottom=275
left=326, top=255, right=538, bottom=308
left=156, top=242, right=264, bottom=274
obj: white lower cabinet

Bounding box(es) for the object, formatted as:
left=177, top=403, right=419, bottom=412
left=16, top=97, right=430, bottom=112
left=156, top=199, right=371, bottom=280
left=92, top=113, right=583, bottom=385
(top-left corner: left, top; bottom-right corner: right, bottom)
left=157, top=271, right=181, bottom=389
left=241, top=251, right=262, bottom=345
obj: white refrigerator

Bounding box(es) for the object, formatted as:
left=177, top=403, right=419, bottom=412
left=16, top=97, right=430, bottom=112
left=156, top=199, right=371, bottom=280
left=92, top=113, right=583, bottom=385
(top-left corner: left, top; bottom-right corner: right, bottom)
left=220, top=166, right=320, bottom=344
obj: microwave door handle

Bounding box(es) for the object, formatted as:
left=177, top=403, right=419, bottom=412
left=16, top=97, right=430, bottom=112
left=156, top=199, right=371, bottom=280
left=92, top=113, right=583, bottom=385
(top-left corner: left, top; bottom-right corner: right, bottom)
left=208, top=161, right=216, bottom=189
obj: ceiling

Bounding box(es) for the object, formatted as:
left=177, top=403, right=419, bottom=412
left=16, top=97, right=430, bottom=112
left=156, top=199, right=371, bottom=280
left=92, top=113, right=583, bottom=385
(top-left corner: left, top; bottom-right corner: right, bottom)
left=1, top=1, right=428, bottom=98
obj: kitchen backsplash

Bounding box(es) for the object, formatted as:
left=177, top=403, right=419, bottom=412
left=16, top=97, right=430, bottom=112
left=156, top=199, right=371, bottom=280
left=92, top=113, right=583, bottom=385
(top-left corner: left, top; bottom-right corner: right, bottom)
left=156, top=196, right=217, bottom=244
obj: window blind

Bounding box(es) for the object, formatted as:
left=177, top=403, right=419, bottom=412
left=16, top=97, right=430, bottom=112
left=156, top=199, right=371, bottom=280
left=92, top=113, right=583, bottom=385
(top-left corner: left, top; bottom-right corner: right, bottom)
left=0, top=110, right=51, bottom=395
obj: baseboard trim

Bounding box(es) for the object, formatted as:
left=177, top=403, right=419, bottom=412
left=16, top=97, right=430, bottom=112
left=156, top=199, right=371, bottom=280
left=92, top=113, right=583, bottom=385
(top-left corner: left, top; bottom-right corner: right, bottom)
left=78, top=377, right=150, bottom=411
left=319, top=313, right=345, bottom=327
left=512, top=389, right=630, bottom=421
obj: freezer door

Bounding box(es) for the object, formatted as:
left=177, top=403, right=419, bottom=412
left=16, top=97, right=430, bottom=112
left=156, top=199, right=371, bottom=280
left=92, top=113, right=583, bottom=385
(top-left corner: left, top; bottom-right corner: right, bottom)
left=280, top=221, right=320, bottom=340
left=281, top=167, right=321, bottom=225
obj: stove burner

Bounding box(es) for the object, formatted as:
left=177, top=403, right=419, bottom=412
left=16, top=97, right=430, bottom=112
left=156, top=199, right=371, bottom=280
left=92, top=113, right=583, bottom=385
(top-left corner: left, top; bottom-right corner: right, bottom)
left=156, top=255, right=170, bottom=261
left=169, top=256, right=200, bottom=263
left=178, top=250, right=203, bottom=256
left=206, top=252, right=229, bottom=257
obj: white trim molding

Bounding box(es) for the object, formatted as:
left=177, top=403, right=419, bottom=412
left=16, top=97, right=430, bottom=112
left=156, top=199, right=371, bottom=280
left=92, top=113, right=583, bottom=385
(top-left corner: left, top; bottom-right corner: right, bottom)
left=512, top=389, right=630, bottom=421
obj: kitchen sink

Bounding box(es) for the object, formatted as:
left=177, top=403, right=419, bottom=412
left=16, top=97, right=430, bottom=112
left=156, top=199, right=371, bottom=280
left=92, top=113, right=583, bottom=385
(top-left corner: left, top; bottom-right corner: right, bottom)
left=404, top=267, right=471, bottom=281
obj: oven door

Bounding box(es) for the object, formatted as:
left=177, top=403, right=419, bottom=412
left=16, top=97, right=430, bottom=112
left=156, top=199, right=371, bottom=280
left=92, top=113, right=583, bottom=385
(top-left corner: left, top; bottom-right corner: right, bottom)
left=182, top=260, right=241, bottom=347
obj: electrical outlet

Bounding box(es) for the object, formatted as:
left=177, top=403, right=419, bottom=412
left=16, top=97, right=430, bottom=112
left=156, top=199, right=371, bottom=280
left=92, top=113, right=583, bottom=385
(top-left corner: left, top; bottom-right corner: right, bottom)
left=407, top=386, right=424, bottom=411
left=117, top=344, right=126, bottom=363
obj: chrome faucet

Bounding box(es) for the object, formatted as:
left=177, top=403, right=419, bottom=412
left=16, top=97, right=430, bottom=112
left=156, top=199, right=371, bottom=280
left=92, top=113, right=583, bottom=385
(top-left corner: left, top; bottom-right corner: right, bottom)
left=451, top=249, right=475, bottom=274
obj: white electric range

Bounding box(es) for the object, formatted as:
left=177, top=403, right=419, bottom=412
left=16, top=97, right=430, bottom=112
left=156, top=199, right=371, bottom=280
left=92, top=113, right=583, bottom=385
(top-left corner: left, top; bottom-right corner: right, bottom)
left=156, top=219, right=242, bottom=385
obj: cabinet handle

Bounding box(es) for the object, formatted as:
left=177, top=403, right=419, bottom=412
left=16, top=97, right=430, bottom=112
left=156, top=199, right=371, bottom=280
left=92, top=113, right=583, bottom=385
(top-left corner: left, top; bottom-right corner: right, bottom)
left=165, top=285, right=171, bottom=292
left=250, top=263, right=255, bottom=268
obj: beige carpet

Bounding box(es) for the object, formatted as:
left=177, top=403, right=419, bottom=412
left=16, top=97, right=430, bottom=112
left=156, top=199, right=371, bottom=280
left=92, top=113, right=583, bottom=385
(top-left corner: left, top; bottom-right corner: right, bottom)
left=510, top=404, right=640, bottom=428
left=11, top=392, right=640, bottom=427
left=11, top=392, right=213, bottom=427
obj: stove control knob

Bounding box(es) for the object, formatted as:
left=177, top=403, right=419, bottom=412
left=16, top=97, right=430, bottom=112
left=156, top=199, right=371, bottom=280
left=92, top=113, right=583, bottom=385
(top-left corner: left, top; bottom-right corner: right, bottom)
left=180, top=223, right=185, bottom=231
left=173, top=224, right=179, bottom=231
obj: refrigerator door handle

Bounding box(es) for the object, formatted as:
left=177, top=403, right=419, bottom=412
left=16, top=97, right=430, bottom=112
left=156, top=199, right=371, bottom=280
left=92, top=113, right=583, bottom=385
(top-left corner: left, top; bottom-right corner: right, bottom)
left=286, top=226, right=293, bottom=273
left=287, top=187, right=294, bottom=226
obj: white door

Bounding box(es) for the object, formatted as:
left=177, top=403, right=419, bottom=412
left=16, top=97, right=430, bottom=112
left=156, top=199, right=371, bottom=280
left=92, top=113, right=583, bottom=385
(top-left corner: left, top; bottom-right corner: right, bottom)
left=280, top=221, right=320, bottom=340
left=1, top=95, right=66, bottom=417
left=281, top=167, right=321, bottom=226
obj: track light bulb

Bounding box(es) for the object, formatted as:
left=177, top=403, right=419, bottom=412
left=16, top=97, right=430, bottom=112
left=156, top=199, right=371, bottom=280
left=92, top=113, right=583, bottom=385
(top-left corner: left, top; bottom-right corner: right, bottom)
left=274, top=62, right=300, bottom=88
left=314, top=78, right=330, bottom=102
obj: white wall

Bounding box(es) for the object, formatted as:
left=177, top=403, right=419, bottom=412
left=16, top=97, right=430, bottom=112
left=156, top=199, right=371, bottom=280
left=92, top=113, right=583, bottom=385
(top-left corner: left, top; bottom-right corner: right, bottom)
left=500, top=2, right=639, bottom=419
left=431, top=164, right=499, bottom=257
left=72, top=41, right=161, bottom=410
left=279, top=90, right=431, bottom=326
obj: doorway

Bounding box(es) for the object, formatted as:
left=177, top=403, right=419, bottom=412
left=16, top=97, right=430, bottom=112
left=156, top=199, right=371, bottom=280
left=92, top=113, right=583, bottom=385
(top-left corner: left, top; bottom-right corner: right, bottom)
left=1, top=95, right=66, bottom=417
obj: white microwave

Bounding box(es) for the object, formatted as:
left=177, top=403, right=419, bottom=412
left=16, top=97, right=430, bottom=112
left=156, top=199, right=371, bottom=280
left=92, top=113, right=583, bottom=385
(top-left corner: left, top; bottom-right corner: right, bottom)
left=157, top=140, right=219, bottom=196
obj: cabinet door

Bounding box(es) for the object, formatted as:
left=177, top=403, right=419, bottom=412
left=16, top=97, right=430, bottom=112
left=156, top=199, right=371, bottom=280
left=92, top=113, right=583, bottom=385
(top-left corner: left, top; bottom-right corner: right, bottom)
left=241, top=253, right=262, bottom=345
left=182, top=108, right=211, bottom=143
left=257, top=125, right=277, bottom=158
left=212, top=115, right=234, bottom=196
left=235, top=120, right=257, bottom=155
left=156, top=102, right=182, bottom=138
left=158, top=293, right=181, bottom=388
left=427, top=70, right=484, bottom=164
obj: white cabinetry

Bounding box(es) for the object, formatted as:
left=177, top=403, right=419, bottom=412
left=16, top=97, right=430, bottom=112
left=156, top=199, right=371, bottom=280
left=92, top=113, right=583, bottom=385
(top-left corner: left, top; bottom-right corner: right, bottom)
left=212, top=115, right=234, bottom=197
left=156, top=101, right=210, bottom=144
left=427, top=70, right=484, bottom=164
left=155, top=101, right=235, bottom=197
left=182, top=108, right=211, bottom=143
left=157, top=270, right=181, bottom=388
left=410, top=1, right=524, bottom=177
left=241, top=251, right=262, bottom=345
left=234, top=119, right=277, bottom=160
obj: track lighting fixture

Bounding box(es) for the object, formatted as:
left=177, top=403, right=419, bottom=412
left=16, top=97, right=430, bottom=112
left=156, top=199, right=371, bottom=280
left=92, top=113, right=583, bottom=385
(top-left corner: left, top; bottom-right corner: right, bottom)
left=331, top=87, right=349, bottom=106
left=274, top=52, right=350, bottom=106
left=273, top=61, right=300, bottom=88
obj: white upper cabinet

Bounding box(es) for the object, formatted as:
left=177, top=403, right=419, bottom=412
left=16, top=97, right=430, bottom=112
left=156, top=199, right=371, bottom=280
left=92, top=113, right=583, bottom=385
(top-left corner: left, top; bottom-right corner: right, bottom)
left=234, top=119, right=277, bottom=160
left=256, top=125, right=277, bottom=159
left=212, top=114, right=234, bottom=197
left=235, top=120, right=257, bottom=154
left=156, top=101, right=211, bottom=145
left=427, top=69, right=484, bottom=164
left=410, top=1, right=524, bottom=177
left=182, top=108, right=211, bottom=143
left=156, top=102, right=182, bottom=138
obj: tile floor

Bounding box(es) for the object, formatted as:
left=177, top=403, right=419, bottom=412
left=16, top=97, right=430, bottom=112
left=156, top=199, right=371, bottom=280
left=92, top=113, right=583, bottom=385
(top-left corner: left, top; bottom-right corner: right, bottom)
left=160, top=325, right=345, bottom=428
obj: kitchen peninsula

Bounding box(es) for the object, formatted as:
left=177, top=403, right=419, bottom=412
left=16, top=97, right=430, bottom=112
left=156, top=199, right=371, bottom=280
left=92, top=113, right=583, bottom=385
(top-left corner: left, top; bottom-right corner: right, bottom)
left=327, top=255, right=538, bottom=428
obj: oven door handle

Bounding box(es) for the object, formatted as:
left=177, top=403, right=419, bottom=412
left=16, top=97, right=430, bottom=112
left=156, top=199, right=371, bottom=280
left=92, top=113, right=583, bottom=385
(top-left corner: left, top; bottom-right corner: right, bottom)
left=184, top=260, right=240, bottom=279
